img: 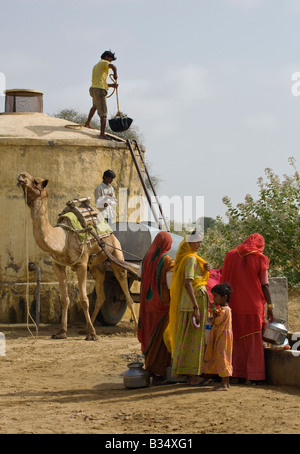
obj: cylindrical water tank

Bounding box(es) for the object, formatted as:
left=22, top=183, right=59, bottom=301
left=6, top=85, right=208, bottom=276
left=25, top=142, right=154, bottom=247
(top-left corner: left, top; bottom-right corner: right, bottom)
left=0, top=111, right=145, bottom=323
left=4, top=89, right=43, bottom=113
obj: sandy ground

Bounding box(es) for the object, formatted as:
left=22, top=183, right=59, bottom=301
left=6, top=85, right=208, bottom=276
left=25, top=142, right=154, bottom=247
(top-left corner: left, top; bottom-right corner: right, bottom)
left=0, top=293, right=300, bottom=436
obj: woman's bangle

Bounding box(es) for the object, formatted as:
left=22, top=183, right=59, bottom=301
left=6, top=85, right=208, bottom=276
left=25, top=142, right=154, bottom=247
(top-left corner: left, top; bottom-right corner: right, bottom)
left=267, top=303, right=274, bottom=309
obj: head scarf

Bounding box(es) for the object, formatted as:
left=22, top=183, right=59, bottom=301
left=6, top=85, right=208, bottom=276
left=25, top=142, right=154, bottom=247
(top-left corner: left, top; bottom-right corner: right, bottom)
left=185, top=231, right=204, bottom=243
left=163, top=239, right=209, bottom=354
left=236, top=233, right=268, bottom=261
left=137, top=231, right=173, bottom=355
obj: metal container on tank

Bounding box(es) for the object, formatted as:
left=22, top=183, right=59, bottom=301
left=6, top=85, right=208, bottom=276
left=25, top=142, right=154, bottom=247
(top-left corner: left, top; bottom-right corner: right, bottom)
left=111, top=222, right=183, bottom=262
left=263, top=317, right=288, bottom=345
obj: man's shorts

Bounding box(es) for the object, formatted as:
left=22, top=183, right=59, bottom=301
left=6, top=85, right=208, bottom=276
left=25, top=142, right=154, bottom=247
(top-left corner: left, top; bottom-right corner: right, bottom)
left=89, top=87, right=108, bottom=118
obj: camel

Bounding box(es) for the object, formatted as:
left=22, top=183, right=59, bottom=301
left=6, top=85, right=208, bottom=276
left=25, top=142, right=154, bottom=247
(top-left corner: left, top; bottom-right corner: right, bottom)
left=17, top=171, right=138, bottom=340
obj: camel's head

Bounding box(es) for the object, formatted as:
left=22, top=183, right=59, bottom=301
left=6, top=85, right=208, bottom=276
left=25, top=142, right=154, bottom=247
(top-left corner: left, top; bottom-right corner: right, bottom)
left=17, top=171, right=49, bottom=205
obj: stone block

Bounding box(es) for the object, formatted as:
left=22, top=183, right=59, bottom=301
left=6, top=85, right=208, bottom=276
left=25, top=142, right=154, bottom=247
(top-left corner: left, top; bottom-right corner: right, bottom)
left=269, top=277, right=288, bottom=327
left=265, top=348, right=300, bottom=387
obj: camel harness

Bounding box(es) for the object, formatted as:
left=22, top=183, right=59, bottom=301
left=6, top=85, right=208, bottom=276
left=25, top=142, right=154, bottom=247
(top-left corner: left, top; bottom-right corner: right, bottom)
left=54, top=197, right=140, bottom=277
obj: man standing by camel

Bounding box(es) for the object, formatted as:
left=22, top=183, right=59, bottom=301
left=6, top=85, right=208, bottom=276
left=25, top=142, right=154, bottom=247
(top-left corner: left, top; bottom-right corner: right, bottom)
left=85, top=50, right=118, bottom=139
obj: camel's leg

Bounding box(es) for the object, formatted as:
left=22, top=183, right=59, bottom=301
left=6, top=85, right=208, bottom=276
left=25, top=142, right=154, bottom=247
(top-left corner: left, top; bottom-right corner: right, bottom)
left=110, top=262, right=138, bottom=329
left=74, top=264, right=98, bottom=341
left=52, top=263, right=69, bottom=339
left=90, top=265, right=106, bottom=324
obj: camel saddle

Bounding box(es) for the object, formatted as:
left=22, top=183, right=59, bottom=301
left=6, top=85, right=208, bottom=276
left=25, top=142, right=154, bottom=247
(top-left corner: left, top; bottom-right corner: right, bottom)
left=57, top=197, right=112, bottom=242
left=56, top=197, right=140, bottom=277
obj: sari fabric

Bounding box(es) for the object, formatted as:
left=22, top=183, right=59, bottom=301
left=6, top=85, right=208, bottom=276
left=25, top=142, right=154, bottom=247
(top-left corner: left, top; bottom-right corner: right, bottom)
left=163, top=239, right=209, bottom=355
left=203, top=306, right=233, bottom=377
left=221, top=233, right=269, bottom=380
left=137, top=231, right=173, bottom=357
left=206, top=268, right=222, bottom=303
left=221, top=233, right=269, bottom=338
left=171, top=256, right=209, bottom=376
left=143, top=255, right=174, bottom=377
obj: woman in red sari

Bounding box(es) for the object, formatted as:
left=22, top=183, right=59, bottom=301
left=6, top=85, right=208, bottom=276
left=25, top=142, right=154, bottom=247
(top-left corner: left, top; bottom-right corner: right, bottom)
left=221, top=233, right=274, bottom=383
left=137, top=231, right=174, bottom=384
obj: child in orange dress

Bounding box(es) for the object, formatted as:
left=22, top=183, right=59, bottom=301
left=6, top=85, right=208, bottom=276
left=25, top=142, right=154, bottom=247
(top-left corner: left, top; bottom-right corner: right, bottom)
left=203, top=283, right=233, bottom=391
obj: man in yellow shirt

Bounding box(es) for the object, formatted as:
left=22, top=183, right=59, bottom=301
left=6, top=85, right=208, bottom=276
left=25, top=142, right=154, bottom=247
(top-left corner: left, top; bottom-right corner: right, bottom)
left=85, top=50, right=118, bottom=139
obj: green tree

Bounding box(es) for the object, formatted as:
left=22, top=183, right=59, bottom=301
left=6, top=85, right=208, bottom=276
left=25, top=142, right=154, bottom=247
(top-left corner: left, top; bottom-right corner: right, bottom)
left=201, top=157, right=300, bottom=288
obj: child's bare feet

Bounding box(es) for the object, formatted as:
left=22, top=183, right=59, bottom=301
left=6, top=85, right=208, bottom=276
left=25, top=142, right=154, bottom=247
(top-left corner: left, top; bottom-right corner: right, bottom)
left=213, top=377, right=230, bottom=390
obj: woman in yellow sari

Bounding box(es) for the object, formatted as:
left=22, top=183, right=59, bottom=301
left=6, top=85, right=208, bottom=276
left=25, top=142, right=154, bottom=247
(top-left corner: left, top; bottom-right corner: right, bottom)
left=164, top=231, right=210, bottom=385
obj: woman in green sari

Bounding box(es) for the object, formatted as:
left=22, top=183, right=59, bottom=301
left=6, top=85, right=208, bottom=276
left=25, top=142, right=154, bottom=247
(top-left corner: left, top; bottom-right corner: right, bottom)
left=164, top=231, right=210, bottom=386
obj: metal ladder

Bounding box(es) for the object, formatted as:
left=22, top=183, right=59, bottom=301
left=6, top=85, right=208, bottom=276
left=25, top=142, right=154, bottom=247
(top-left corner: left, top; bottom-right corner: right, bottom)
left=126, top=139, right=169, bottom=231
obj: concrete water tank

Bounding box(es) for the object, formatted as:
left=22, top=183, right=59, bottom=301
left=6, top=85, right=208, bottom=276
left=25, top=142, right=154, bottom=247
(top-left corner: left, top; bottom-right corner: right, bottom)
left=0, top=108, right=146, bottom=323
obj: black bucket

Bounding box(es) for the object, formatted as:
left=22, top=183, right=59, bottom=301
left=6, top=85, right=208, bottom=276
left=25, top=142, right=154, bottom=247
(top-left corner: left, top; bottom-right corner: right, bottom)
left=109, top=116, right=133, bottom=132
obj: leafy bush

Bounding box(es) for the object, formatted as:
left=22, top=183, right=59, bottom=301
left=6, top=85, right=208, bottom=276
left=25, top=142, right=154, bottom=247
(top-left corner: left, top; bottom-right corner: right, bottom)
left=200, top=157, right=300, bottom=289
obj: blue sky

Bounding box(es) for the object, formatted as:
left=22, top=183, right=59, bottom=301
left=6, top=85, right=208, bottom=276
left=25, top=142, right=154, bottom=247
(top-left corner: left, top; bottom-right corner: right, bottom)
left=1, top=0, right=300, bottom=222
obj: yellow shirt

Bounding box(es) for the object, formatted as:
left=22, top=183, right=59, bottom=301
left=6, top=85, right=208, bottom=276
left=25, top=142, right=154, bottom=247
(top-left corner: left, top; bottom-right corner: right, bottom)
left=91, top=59, right=109, bottom=90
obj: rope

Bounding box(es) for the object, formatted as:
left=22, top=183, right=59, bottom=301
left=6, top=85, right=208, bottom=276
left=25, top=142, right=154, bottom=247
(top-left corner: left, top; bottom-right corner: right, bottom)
left=51, top=243, right=87, bottom=268
left=64, top=123, right=87, bottom=130
left=24, top=187, right=38, bottom=341
left=99, top=238, right=143, bottom=261
left=109, top=74, right=120, bottom=112
left=86, top=228, right=140, bottom=277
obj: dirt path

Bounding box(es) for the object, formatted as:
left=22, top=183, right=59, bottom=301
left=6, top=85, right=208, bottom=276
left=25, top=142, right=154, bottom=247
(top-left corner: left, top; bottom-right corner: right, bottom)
left=0, top=294, right=300, bottom=435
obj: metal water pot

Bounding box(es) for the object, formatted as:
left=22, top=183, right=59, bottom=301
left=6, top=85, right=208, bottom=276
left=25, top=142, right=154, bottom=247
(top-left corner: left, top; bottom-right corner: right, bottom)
left=262, top=317, right=288, bottom=345
left=123, top=362, right=150, bottom=388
